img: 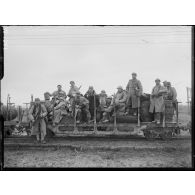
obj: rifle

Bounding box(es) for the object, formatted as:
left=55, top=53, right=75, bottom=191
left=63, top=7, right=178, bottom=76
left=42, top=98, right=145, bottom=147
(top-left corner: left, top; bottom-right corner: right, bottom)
left=113, top=93, right=118, bottom=133
left=93, top=92, right=97, bottom=133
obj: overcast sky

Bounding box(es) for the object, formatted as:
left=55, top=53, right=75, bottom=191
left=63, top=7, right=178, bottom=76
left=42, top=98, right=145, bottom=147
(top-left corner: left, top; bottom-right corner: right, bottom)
left=1, top=26, right=192, bottom=106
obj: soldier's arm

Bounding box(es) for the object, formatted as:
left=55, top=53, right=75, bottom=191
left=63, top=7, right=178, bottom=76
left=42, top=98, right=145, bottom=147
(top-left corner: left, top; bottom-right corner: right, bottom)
left=126, top=81, right=129, bottom=91
left=28, top=105, right=35, bottom=121
left=138, top=80, right=143, bottom=94
left=67, top=89, right=72, bottom=97
left=172, top=87, right=177, bottom=100
left=158, top=86, right=167, bottom=95
left=84, top=92, right=88, bottom=99
left=119, top=92, right=127, bottom=103
left=150, top=88, right=155, bottom=99
left=83, top=97, right=89, bottom=105
left=63, top=91, right=67, bottom=99
left=54, top=102, right=61, bottom=110
left=41, top=105, right=48, bottom=117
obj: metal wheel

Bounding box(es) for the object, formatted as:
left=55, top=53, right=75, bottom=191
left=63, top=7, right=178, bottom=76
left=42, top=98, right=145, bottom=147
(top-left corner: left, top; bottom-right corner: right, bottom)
left=144, top=130, right=155, bottom=140
left=160, top=131, right=172, bottom=140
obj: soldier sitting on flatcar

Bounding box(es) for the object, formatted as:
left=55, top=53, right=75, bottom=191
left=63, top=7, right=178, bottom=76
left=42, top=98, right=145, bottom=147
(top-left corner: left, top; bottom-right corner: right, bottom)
left=67, top=81, right=81, bottom=112
left=53, top=97, right=69, bottom=125
left=102, top=86, right=127, bottom=123
left=49, top=84, right=67, bottom=99
left=72, top=92, right=91, bottom=123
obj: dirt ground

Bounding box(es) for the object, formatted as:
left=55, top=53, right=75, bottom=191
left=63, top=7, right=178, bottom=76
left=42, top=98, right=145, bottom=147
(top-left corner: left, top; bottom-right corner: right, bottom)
left=4, top=139, right=192, bottom=168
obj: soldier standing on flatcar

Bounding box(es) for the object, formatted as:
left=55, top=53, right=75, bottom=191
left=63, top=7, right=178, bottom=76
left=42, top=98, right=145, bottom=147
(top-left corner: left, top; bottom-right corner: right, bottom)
left=72, top=92, right=91, bottom=123
left=99, top=90, right=108, bottom=119
left=49, top=85, right=67, bottom=99
left=163, top=80, right=168, bottom=88
left=84, top=86, right=100, bottom=121
left=126, top=72, right=143, bottom=116
left=149, top=78, right=167, bottom=124
left=164, top=82, right=177, bottom=111
left=67, top=81, right=81, bottom=112
left=29, top=98, right=47, bottom=144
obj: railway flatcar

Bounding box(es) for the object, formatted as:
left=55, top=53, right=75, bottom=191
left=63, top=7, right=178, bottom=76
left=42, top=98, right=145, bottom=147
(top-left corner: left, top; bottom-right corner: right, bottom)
left=3, top=93, right=185, bottom=140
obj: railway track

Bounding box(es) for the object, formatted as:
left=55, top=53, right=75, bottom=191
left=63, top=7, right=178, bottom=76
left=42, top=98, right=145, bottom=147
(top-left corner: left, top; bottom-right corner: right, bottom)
left=4, top=134, right=191, bottom=151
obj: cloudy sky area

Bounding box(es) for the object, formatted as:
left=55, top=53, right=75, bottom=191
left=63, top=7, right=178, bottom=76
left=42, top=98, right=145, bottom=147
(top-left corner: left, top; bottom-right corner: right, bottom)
left=1, top=26, right=192, bottom=106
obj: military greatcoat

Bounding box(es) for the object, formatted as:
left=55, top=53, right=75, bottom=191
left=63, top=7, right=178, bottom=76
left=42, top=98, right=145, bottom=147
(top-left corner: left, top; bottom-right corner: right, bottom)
left=29, top=104, right=47, bottom=136
left=149, top=84, right=167, bottom=113
left=126, top=79, right=143, bottom=108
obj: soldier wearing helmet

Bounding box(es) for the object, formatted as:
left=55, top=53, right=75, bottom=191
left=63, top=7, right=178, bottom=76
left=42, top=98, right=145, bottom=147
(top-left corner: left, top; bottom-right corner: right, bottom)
left=149, top=78, right=167, bottom=124
left=126, top=72, right=143, bottom=116
left=49, top=85, right=67, bottom=99
left=72, top=91, right=91, bottom=123
left=84, top=86, right=100, bottom=121
left=102, top=86, right=127, bottom=123
left=67, top=81, right=81, bottom=112
left=52, top=96, right=69, bottom=125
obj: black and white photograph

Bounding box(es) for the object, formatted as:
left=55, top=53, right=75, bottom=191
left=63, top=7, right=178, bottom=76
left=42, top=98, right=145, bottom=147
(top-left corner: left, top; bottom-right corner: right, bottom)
left=0, top=25, right=193, bottom=168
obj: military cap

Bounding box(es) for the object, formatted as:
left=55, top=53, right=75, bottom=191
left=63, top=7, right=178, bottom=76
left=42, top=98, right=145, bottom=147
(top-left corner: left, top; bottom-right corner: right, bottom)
left=155, top=78, right=160, bottom=82
left=167, top=82, right=171, bottom=86
left=132, top=72, right=137, bottom=76
left=89, top=86, right=93, bottom=89
left=101, top=90, right=106, bottom=94
left=35, top=98, right=40, bottom=101
left=70, top=81, right=75, bottom=84
left=57, top=84, right=62, bottom=87
left=163, top=80, right=167, bottom=83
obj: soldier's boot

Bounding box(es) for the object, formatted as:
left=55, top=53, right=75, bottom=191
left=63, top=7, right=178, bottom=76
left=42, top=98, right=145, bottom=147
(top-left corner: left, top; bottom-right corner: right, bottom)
left=34, top=134, right=40, bottom=144
left=40, top=132, right=46, bottom=144
left=125, top=108, right=130, bottom=115
left=133, top=108, right=137, bottom=116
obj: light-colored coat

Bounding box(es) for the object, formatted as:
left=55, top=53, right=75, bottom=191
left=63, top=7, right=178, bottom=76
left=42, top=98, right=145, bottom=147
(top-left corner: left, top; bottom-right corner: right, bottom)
left=68, top=86, right=80, bottom=97
left=149, top=84, right=166, bottom=113
left=52, top=90, right=67, bottom=99
left=126, top=79, right=143, bottom=108
left=53, top=101, right=68, bottom=123
left=110, top=91, right=127, bottom=113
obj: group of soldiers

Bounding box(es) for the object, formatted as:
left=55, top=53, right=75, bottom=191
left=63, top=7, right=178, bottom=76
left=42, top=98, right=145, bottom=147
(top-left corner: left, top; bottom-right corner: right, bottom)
left=28, top=73, right=177, bottom=143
